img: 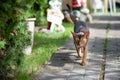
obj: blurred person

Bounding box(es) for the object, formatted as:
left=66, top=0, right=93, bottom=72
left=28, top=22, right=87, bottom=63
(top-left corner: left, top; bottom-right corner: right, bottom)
left=72, top=0, right=84, bottom=10
left=64, top=0, right=92, bottom=23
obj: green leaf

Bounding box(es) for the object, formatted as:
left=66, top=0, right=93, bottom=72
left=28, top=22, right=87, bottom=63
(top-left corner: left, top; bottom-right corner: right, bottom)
left=0, top=40, right=6, bottom=49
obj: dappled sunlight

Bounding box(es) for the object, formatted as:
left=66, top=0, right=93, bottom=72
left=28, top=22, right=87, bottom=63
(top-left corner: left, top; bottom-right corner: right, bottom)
left=35, top=16, right=120, bottom=79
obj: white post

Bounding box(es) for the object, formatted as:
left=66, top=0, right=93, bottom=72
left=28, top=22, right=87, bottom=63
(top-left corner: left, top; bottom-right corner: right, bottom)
left=25, top=18, right=36, bottom=55
left=108, top=0, right=116, bottom=13
left=109, top=0, right=113, bottom=13
left=113, top=0, right=116, bottom=13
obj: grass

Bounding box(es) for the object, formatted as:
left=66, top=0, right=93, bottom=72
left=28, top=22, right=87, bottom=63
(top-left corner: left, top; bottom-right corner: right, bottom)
left=15, top=22, right=73, bottom=80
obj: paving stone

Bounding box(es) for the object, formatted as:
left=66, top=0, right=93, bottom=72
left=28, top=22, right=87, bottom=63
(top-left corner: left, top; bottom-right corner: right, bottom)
left=104, top=23, right=120, bottom=80
left=35, top=15, right=120, bottom=80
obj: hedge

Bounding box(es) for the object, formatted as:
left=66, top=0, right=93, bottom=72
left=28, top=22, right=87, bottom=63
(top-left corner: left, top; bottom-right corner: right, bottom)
left=0, top=0, right=48, bottom=79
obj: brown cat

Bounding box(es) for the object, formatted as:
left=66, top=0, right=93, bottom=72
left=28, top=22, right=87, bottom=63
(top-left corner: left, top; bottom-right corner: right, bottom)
left=67, top=4, right=90, bottom=66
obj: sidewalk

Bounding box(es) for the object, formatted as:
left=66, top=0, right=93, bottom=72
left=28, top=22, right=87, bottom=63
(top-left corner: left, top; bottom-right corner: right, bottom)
left=34, top=16, right=120, bottom=80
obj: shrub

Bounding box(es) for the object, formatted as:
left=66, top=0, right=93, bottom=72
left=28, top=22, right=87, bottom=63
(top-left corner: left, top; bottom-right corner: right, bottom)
left=0, top=0, right=49, bottom=79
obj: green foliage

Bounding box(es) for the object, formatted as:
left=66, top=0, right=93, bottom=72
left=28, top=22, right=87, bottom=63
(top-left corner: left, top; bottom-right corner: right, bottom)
left=16, top=22, right=73, bottom=80
left=0, top=0, right=50, bottom=79
left=0, top=0, right=31, bottom=80
left=33, top=0, right=49, bottom=25
left=0, top=40, right=6, bottom=49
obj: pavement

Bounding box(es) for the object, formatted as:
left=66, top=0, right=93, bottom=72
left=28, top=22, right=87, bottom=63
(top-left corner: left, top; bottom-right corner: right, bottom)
left=34, top=14, right=120, bottom=80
